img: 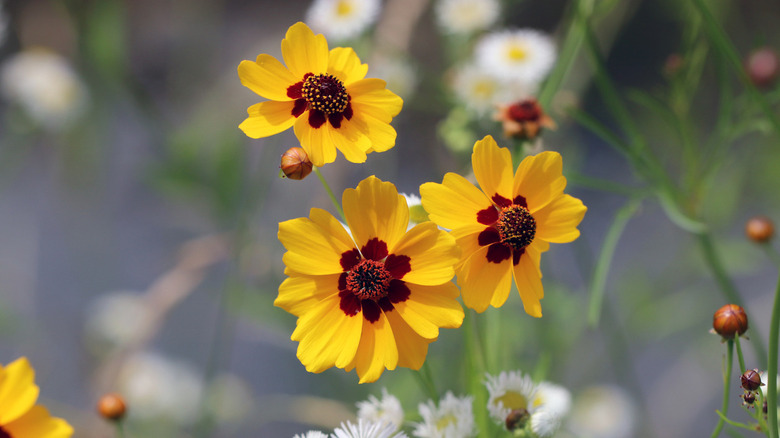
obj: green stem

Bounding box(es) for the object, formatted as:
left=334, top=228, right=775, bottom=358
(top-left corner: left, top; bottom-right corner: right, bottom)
left=761, top=244, right=780, bottom=268
left=314, top=167, right=345, bottom=222
left=712, top=339, right=734, bottom=438
left=413, top=362, right=439, bottom=403
left=767, top=270, right=780, bottom=438
left=734, top=336, right=746, bottom=374
left=463, top=308, right=489, bottom=436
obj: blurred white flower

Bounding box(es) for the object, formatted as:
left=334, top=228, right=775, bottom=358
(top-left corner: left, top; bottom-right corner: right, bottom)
left=205, top=373, right=255, bottom=424
left=485, top=370, right=538, bottom=424
left=370, top=56, right=418, bottom=99
left=356, top=388, right=404, bottom=432
left=531, top=382, right=571, bottom=417
left=117, top=351, right=204, bottom=425
left=413, top=392, right=476, bottom=438
left=306, top=0, right=381, bottom=42
left=530, top=410, right=563, bottom=438
left=84, top=291, right=152, bottom=352
left=435, top=0, right=500, bottom=35
left=1, top=48, right=88, bottom=130
left=451, top=64, right=504, bottom=115
left=567, top=385, right=637, bottom=438
left=475, top=29, right=556, bottom=83
left=332, top=419, right=408, bottom=438
left=295, top=432, right=329, bottom=438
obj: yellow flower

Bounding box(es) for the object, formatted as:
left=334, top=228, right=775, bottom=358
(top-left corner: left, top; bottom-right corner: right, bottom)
left=238, top=22, right=403, bottom=167
left=0, top=357, right=73, bottom=437
left=420, top=135, right=586, bottom=317
left=276, top=176, right=464, bottom=383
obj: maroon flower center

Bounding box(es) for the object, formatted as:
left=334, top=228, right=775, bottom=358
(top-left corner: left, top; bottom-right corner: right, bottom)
left=508, top=100, right=541, bottom=122
left=302, top=73, right=349, bottom=114
left=0, top=426, right=11, bottom=438
left=346, top=259, right=392, bottom=300
left=497, top=205, right=536, bottom=251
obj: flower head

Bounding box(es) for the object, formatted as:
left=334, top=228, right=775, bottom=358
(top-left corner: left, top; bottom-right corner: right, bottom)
left=238, top=22, right=403, bottom=167
left=412, top=392, right=476, bottom=438
left=357, top=388, right=404, bottom=432
left=0, top=357, right=73, bottom=437
left=485, top=371, right=538, bottom=424
left=475, top=29, right=556, bottom=83
left=568, top=385, right=637, bottom=438
left=435, top=0, right=500, bottom=35
left=306, top=0, right=381, bottom=42
left=276, top=176, right=464, bottom=383
left=420, top=136, right=586, bottom=316
left=494, top=99, right=556, bottom=140
left=333, top=419, right=408, bottom=438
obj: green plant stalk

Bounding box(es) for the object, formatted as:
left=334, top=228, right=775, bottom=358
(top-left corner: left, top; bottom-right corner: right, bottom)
left=734, top=335, right=746, bottom=374
left=697, top=232, right=768, bottom=366
left=712, top=339, right=734, bottom=438
left=463, top=308, right=490, bottom=436
left=314, top=167, right=346, bottom=222
left=414, top=362, right=439, bottom=403
left=767, top=270, right=780, bottom=438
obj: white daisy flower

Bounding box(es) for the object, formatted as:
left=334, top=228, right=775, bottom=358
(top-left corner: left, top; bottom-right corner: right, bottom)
left=332, top=419, right=408, bottom=438
left=451, top=64, right=505, bottom=115
left=1, top=48, right=88, bottom=130
left=295, top=432, right=329, bottom=438
left=435, top=0, right=500, bottom=35
left=485, top=370, right=538, bottom=425
left=412, top=392, right=476, bottom=438
left=568, top=385, right=637, bottom=438
left=530, top=409, right=563, bottom=437
left=357, top=388, right=405, bottom=432
left=306, top=0, right=381, bottom=42
left=531, top=382, right=571, bottom=417
left=475, top=29, right=556, bottom=83
left=84, top=291, right=152, bottom=352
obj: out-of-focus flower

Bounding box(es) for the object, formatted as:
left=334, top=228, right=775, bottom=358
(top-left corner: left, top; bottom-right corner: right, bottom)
left=295, top=432, right=329, bottom=438
left=402, top=193, right=429, bottom=227
left=281, top=147, right=314, bottom=180
left=421, top=136, right=586, bottom=316
left=97, top=393, right=127, bottom=421
left=238, top=22, right=403, bottom=167
left=412, top=392, right=476, bottom=438
left=567, top=385, right=637, bottom=438
left=485, top=371, right=570, bottom=436
left=746, top=216, right=774, bottom=243
left=451, top=65, right=505, bottom=115
left=746, top=47, right=779, bottom=88
left=485, top=370, right=538, bottom=425
left=0, top=357, right=73, bottom=437
left=370, top=56, right=418, bottom=100
left=84, top=291, right=152, bottom=353
left=1, top=48, right=88, bottom=130
left=435, top=0, right=500, bottom=35
left=306, top=0, right=381, bottom=42
left=711, top=304, right=748, bottom=340
left=529, top=382, right=571, bottom=437
left=276, top=176, right=464, bottom=383
left=333, top=419, right=409, bottom=438
left=205, top=374, right=255, bottom=424
left=494, top=99, right=556, bottom=141
left=475, top=29, right=556, bottom=83
left=117, top=352, right=204, bottom=425
left=357, top=388, right=404, bottom=432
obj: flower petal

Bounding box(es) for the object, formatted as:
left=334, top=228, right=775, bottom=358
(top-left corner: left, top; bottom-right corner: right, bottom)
left=421, top=173, right=492, bottom=230
left=350, top=112, right=397, bottom=153
left=281, top=22, right=329, bottom=78
left=0, top=357, right=39, bottom=425
left=239, top=101, right=297, bottom=138
left=513, top=151, right=568, bottom=213
left=385, top=311, right=430, bottom=370
left=343, top=176, right=409, bottom=252
left=328, top=47, right=368, bottom=84
left=294, top=116, right=338, bottom=166
left=473, top=135, right=514, bottom=203
left=533, top=194, right=587, bottom=243
left=329, top=121, right=370, bottom=163
left=238, top=55, right=299, bottom=101
left=276, top=274, right=341, bottom=317
left=512, top=250, right=544, bottom=318
left=279, top=208, right=356, bottom=276
left=4, top=405, right=72, bottom=438
left=293, top=295, right=362, bottom=373
left=349, top=79, right=403, bottom=120
left=450, top=225, right=486, bottom=266
left=351, top=312, right=399, bottom=383
left=457, top=247, right=513, bottom=312
left=393, top=282, right=464, bottom=339
left=390, top=222, right=459, bottom=286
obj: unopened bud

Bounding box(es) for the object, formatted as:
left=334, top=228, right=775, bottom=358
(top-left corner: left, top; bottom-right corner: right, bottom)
left=712, top=304, right=748, bottom=340
left=280, top=147, right=313, bottom=180
left=505, top=408, right=530, bottom=431
left=494, top=99, right=555, bottom=140
left=747, top=47, right=779, bottom=88
left=746, top=216, right=774, bottom=243
left=741, top=369, right=764, bottom=392
left=97, top=392, right=126, bottom=421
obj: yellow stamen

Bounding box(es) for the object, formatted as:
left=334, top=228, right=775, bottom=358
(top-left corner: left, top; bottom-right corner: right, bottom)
left=494, top=391, right=528, bottom=411
left=336, top=0, right=353, bottom=16
left=507, top=45, right=528, bottom=62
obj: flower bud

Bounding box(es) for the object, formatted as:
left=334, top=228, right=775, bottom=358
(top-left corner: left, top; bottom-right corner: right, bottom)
left=741, top=369, right=764, bottom=392
left=505, top=408, right=530, bottom=431
left=280, top=147, right=313, bottom=180
left=743, top=391, right=756, bottom=406
left=712, top=304, right=748, bottom=339
left=494, top=99, right=555, bottom=140
left=747, top=47, right=779, bottom=88
left=97, top=392, right=126, bottom=421
left=746, top=216, right=774, bottom=243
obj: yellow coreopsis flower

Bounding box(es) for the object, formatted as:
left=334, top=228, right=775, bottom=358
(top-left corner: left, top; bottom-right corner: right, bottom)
left=276, top=176, right=464, bottom=383
left=0, top=357, right=73, bottom=437
left=420, top=135, right=586, bottom=317
left=238, top=22, right=403, bottom=167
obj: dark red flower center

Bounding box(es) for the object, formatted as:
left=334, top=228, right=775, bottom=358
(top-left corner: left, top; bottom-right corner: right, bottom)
left=476, top=194, right=535, bottom=265
left=346, top=259, right=392, bottom=300
left=497, top=205, right=536, bottom=251
left=302, top=73, right=349, bottom=114
left=508, top=100, right=541, bottom=122
left=0, top=426, right=11, bottom=438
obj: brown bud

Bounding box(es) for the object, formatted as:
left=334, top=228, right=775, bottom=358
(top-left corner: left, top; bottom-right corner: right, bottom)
left=97, top=393, right=126, bottom=421
left=280, top=147, right=313, bottom=180
left=746, top=216, right=774, bottom=243
left=494, top=98, right=556, bottom=140
left=741, top=369, right=764, bottom=392
left=747, top=47, right=779, bottom=88
left=712, top=304, right=748, bottom=339
left=743, top=391, right=756, bottom=406
left=505, top=408, right=530, bottom=431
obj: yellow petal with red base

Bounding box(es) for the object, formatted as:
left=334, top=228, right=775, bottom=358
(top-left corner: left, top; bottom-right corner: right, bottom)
left=393, top=282, right=464, bottom=339
left=238, top=55, right=298, bottom=101
left=514, top=151, right=567, bottom=213
left=533, top=194, right=587, bottom=243
left=275, top=274, right=341, bottom=317
left=473, top=135, right=514, bottom=202
left=343, top=176, right=409, bottom=251
left=281, top=22, right=329, bottom=78
left=391, top=222, right=459, bottom=286
left=292, top=294, right=362, bottom=373
left=239, top=101, right=296, bottom=138
left=279, top=208, right=355, bottom=276
left=420, top=173, right=492, bottom=230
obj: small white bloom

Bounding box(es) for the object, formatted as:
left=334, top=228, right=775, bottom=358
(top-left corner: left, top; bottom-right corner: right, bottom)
left=306, top=0, right=381, bottom=42
left=413, top=392, right=476, bottom=438
left=332, top=419, right=408, bottom=438
left=485, top=370, right=538, bottom=424
left=475, top=29, right=556, bottom=83
left=370, top=56, right=418, bottom=99
left=1, top=48, right=88, bottom=130
left=295, top=432, right=329, bottom=438
left=530, top=409, right=563, bottom=437
left=568, top=385, right=637, bottom=438
left=435, top=0, right=500, bottom=35
left=84, top=291, right=152, bottom=352
left=357, top=388, right=404, bottom=432
left=451, top=64, right=504, bottom=115
left=531, top=382, right=571, bottom=417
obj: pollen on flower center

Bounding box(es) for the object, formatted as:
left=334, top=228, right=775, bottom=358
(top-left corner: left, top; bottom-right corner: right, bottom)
left=346, top=259, right=392, bottom=300
left=508, top=45, right=528, bottom=61
left=497, top=205, right=536, bottom=250
left=336, top=0, right=354, bottom=16
left=302, top=73, right=349, bottom=114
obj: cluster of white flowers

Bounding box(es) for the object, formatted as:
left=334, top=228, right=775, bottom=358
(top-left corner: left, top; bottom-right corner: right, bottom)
left=305, top=0, right=381, bottom=42
left=295, top=419, right=408, bottom=438
left=413, top=392, right=476, bottom=438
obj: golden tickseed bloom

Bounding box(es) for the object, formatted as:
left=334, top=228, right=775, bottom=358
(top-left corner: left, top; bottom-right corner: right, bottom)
left=420, top=135, right=586, bottom=317
left=494, top=99, right=555, bottom=140
left=0, top=357, right=73, bottom=437
left=276, top=176, right=464, bottom=383
left=238, top=22, right=403, bottom=167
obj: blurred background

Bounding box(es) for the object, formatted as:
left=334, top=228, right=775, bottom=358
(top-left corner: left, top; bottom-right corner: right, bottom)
left=1, top=0, right=780, bottom=436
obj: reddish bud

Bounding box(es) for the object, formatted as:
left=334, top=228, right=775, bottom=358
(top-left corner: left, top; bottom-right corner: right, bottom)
left=97, top=392, right=126, bottom=421
left=280, top=147, right=313, bottom=180
left=494, top=98, right=556, bottom=140
left=746, top=216, right=774, bottom=243
left=743, top=391, right=756, bottom=406
left=741, top=369, right=764, bottom=392
left=712, top=304, right=748, bottom=339
left=747, top=47, right=779, bottom=88
left=505, top=408, right=530, bottom=431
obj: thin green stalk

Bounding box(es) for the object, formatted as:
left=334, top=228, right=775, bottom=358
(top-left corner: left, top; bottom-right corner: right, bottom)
left=463, top=308, right=489, bottom=436
left=734, top=335, right=746, bottom=374
left=761, top=244, right=780, bottom=268
left=314, top=167, right=346, bottom=222
left=712, top=339, right=734, bottom=438
left=413, top=362, right=439, bottom=403
left=767, top=271, right=780, bottom=438
left=588, top=198, right=642, bottom=327
left=697, top=232, right=768, bottom=366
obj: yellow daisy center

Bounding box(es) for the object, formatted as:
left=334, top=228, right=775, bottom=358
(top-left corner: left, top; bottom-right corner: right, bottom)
left=436, top=414, right=457, bottom=431
left=507, top=44, right=528, bottom=62
left=336, top=0, right=354, bottom=17
left=346, top=259, right=392, bottom=300
left=495, top=391, right=529, bottom=411
left=302, top=73, right=349, bottom=114
left=496, top=205, right=536, bottom=251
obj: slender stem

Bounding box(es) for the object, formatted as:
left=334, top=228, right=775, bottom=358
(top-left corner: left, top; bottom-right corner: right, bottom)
left=463, top=308, right=489, bottom=436
left=767, top=270, right=780, bottom=438
left=314, top=167, right=345, bottom=222
left=734, top=336, right=746, bottom=374
left=413, top=362, right=439, bottom=403
left=762, top=244, right=780, bottom=268
left=711, top=339, right=734, bottom=438
left=115, top=421, right=127, bottom=438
